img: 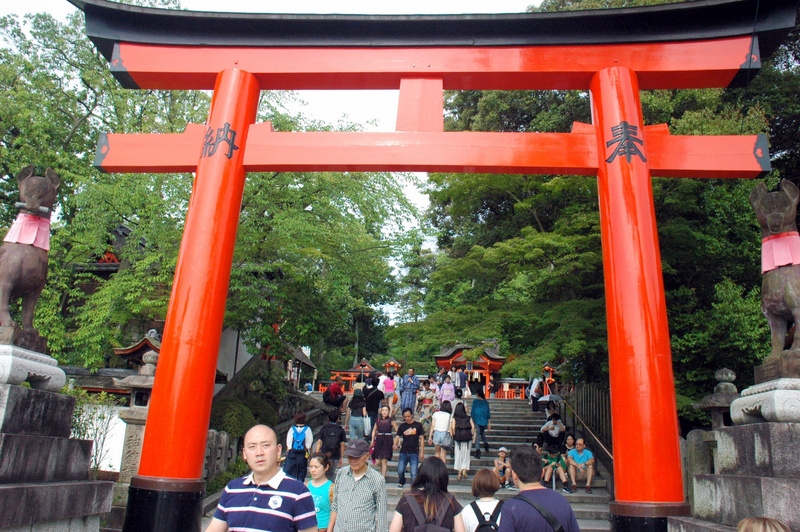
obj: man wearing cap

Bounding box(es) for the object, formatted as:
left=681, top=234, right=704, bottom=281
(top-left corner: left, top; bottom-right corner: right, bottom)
left=328, top=439, right=387, bottom=532
left=207, top=424, right=318, bottom=532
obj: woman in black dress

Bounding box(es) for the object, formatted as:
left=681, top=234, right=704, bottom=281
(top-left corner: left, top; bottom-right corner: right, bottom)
left=370, top=405, right=397, bottom=476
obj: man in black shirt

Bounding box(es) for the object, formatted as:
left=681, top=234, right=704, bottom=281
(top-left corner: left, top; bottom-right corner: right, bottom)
left=393, top=408, right=425, bottom=487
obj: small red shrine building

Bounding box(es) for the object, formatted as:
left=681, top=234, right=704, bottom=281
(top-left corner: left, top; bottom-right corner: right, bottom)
left=326, top=358, right=379, bottom=392
left=434, top=341, right=520, bottom=397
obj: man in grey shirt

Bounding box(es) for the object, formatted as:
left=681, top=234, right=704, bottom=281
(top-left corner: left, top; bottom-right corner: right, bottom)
left=329, top=439, right=387, bottom=532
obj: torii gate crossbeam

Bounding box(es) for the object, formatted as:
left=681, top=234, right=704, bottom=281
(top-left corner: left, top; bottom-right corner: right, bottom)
left=68, top=0, right=798, bottom=530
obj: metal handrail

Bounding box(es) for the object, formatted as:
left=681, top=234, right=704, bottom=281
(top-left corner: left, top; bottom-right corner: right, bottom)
left=561, top=399, right=613, bottom=461
left=561, top=383, right=614, bottom=496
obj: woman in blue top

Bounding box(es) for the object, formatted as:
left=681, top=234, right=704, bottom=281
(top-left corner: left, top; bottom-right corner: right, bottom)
left=306, top=453, right=334, bottom=531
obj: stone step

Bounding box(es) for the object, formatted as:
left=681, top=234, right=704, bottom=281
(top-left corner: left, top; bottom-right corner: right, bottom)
left=381, top=471, right=608, bottom=490
left=0, top=384, right=74, bottom=438
left=302, top=391, right=612, bottom=532
left=0, top=480, right=113, bottom=528
left=383, top=488, right=611, bottom=521
left=0, top=433, right=94, bottom=483
left=668, top=516, right=736, bottom=531
left=578, top=518, right=612, bottom=531
left=385, top=486, right=611, bottom=505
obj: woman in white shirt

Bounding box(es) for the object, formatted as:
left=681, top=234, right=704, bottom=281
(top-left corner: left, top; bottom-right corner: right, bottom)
left=428, top=400, right=453, bottom=465
left=462, top=469, right=503, bottom=532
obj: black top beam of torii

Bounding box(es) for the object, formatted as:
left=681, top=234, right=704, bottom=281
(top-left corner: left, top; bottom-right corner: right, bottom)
left=70, top=0, right=798, bottom=88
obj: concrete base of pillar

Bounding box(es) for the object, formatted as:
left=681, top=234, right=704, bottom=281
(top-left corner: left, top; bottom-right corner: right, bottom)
left=667, top=516, right=735, bottom=531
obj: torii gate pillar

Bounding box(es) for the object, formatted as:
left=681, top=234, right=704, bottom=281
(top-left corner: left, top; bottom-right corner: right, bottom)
left=123, top=68, right=261, bottom=531
left=593, top=67, right=685, bottom=522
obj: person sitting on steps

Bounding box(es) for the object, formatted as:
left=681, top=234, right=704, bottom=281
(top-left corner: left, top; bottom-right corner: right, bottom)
left=541, top=445, right=571, bottom=494
left=566, top=438, right=595, bottom=494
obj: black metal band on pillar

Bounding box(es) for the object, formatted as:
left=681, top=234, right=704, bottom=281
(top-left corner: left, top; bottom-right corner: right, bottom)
left=609, top=501, right=691, bottom=532
left=122, top=476, right=205, bottom=532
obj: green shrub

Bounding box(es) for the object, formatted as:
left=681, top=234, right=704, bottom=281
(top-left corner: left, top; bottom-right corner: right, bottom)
left=206, top=456, right=250, bottom=494
left=209, top=400, right=257, bottom=438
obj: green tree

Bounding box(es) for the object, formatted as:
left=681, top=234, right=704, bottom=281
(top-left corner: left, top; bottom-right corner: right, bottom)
left=390, top=0, right=793, bottom=417
left=2, top=5, right=415, bottom=370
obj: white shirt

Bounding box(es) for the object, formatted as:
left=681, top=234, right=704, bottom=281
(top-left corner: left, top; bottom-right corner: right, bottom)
left=286, top=425, right=313, bottom=451
left=432, top=411, right=451, bottom=432
left=462, top=498, right=503, bottom=532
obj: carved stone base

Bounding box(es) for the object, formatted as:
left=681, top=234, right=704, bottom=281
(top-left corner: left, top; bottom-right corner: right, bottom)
left=0, top=345, right=65, bottom=391
left=730, top=378, right=800, bottom=424
left=755, top=354, right=800, bottom=383
left=0, top=326, right=48, bottom=354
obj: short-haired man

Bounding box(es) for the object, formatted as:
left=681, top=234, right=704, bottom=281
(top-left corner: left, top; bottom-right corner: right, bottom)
left=497, top=445, right=580, bottom=532
left=328, top=439, right=387, bottom=532
left=456, top=366, right=471, bottom=398
left=394, top=407, right=425, bottom=487
left=207, top=425, right=318, bottom=532
left=567, top=438, right=595, bottom=493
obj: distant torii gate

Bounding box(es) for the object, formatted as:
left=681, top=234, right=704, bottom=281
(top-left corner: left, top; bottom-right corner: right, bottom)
left=71, top=0, right=798, bottom=530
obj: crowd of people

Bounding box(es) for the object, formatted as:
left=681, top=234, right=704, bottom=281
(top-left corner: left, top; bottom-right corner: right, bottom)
left=208, top=423, right=582, bottom=532
left=206, top=369, right=793, bottom=532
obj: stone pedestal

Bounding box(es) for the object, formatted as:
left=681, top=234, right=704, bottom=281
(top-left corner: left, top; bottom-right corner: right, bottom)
left=687, top=423, right=800, bottom=531
left=729, top=378, right=800, bottom=424
left=0, top=384, right=113, bottom=530
left=0, top=344, right=65, bottom=391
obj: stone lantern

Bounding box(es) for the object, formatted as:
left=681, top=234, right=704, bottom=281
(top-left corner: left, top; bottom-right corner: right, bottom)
left=693, top=368, right=739, bottom=430
left=106, top=349, right=158, bottom=528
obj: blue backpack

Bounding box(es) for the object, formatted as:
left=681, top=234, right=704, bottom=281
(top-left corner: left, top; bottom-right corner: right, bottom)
left=292, top=426, right=308, bottom=451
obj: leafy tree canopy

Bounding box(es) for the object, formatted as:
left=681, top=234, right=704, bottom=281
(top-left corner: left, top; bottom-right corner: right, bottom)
left=1, top=2, right=417, bottom=370
left=388, top=0, right=800, bottom=422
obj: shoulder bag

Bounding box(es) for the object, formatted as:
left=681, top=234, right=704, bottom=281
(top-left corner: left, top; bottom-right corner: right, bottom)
left=512, top=493, right=564, bottom=532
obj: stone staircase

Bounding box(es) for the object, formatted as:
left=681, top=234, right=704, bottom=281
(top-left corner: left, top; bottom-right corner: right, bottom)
left=380, top=398, right=612, bottom=531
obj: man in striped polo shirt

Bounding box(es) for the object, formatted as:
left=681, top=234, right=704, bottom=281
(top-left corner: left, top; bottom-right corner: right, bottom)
left=207, top=424, right=318, bottom=532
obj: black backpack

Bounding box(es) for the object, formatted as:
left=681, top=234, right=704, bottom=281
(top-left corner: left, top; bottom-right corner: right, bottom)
left=319, top=424, right=344, bottom=456
left=454, top=416, right=472, bottom=442
left=470, top=501, right=503, bottom=532
left=405, top=493, right=451, bottom=532
left=322, top=388, right=333, bottom=403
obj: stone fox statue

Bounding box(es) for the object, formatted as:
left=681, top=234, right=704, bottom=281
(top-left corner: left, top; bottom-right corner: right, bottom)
left=750, top=179, right=800, bottom=360
left=0, top=165, right=59, bottom=330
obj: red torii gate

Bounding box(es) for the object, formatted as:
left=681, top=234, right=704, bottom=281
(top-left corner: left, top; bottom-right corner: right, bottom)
left=70, top=0, right=797, bottom=530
